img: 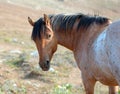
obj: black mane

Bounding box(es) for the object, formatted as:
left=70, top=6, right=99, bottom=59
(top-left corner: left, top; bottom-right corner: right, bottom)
left=31, top=13, right=109, bottom=41
left=31, top=18, right=44, bottom=41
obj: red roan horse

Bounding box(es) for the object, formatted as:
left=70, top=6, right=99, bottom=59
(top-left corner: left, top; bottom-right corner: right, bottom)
left=28, top=13, right=119, bottom=94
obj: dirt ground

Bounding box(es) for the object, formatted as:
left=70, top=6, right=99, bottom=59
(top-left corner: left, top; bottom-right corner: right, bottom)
left=0, top=0, right=120, bottom=94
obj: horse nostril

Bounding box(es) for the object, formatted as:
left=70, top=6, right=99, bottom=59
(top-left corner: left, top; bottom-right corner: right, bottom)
left=46, top=60, right=49, bottom=65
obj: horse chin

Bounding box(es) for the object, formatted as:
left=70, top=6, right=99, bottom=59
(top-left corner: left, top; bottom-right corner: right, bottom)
left=40, top=64, right=50, bottom=71
left=39, top=61, right=50, bottom=71
left=42, top=67, right=50, bottom=71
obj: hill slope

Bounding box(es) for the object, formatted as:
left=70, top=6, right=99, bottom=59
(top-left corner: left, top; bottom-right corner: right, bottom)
left=0, top=0, right=120, bottom=94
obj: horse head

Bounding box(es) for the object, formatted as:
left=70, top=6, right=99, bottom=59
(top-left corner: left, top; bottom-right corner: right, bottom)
left=28, top=14, right=57, bottom=71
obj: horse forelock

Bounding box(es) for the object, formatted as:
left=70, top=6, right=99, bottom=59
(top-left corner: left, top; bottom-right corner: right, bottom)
left=31, top=18, right=44, bottom=41
left=31, top=15, right=55, bottom=41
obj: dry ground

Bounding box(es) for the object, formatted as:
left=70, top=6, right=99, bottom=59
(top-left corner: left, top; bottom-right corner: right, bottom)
left=0, top=0, right=120, bottom=94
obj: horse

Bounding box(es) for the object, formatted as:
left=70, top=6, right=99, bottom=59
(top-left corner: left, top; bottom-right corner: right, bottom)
left=28, top=13, right=119, bottom=94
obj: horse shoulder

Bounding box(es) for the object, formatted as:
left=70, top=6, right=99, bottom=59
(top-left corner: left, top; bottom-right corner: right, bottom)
left=88, top=29, right=118, bottom=85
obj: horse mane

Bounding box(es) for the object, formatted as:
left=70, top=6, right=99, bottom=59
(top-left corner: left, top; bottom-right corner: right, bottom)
left=52, top=13, right=109, bottom=32
left=31, top=13, right=109, bottom=41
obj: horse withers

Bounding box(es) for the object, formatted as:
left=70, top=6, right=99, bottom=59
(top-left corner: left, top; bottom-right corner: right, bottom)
left=28, top=13, right=119, bottom=94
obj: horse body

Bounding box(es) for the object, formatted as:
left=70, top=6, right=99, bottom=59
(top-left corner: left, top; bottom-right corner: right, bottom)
left=106, top=20, right=120, bottom=86
left=89, top=20, right=120, bottom=86
left=91, top=29, right=117, bottom=85
left=28, top=14, right=119, bottom=94
left=72, top=21, right=118, bottom=93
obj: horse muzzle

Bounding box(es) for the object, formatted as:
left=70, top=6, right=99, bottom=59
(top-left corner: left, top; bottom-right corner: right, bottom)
left=39, top=60, right=50, bottom=71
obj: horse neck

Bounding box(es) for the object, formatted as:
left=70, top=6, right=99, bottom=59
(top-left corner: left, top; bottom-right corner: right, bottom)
left=74, top=24, right=107, bottom=53
left=54, top=30, right=76, bottom=51
left=51, top=15, right=80, bottom=51
left=51, top=16, right=109, bottom=52
left=53, top=24, right=107, bottom=52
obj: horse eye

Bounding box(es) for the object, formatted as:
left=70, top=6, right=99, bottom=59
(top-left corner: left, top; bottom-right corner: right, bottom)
left=46, top=34, right=51, bottom=39
left=48, top=35, right=51, bottom=38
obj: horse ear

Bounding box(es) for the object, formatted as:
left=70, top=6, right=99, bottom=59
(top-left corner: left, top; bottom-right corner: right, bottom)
left=44, top=14, right=50, bottom=25
left=28, top=17, right=34, bottom=26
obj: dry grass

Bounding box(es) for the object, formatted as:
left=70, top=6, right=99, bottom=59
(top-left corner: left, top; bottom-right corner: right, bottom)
left=0, top=0, right=120, bottom=93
